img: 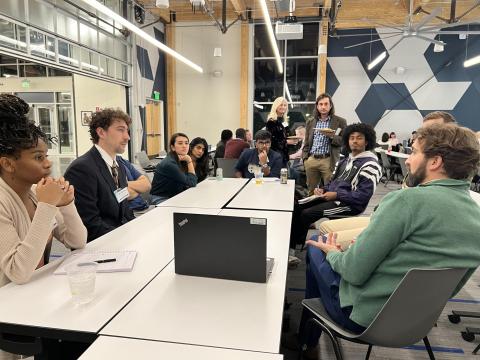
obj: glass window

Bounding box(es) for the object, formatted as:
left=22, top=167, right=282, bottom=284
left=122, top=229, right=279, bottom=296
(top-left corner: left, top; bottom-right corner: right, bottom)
left=99, top=32, right=114, bottom=57
left=285, top=58, right=317, bottom=102
left=56, top=92, right=72, bottom=103
left=116, top=62, right=127, bottom=81
left=0, top=54, right=17, bottom=64
left=58, top=40, right=80, bottom=67
left=99, top=56, right=107, bottom=76
left=28, top=0, right=54, bottom=32
left=1, top=0, right=26, bottom=20
left=30, top=30, right=46, bottom=58
left=46, top=36, right=56, bottom=60
left=79, top=22, right=98, bottom=49
left=254, top=25, right=285, bottom=58
left=49, top=67, right=71, bottom=76
left=98, top=17, right=114, bottom=34
left=104, top=57, right=115, bottom=77
left=81, top=49, right=99, bottom=73
left=114, top=41, right=128, bottom=61
left=254, top=59, right=284, bottom=102
left=15, top=92, right=54, bottom=103
left=0, top=64, right=18, bottom=77
left=0, top=21, right=25, bottom=51
left=21, top=64, right=47, bottom=77
left=57, top=105, right=74, bottom=153
left=286, top=23, right=319, bottom=56
left=56, top=11, right=78, bottom=42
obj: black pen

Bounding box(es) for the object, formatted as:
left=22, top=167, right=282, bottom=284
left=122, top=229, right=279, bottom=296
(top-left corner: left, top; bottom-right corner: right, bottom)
left=95, top=258, right=116, bottom=264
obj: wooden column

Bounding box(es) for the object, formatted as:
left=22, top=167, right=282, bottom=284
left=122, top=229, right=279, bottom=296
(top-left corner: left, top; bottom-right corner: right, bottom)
left=316, top=0, right=331, bottom=95
left=240, top=22, right=249, bottom=129
left=316, top=20, right=329, bottom=95
left=166, top=23, right=176, bottom=138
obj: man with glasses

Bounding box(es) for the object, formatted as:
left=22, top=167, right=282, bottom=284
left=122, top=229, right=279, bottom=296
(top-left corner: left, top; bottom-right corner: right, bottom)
left=234, top=130, right=283, bottom=178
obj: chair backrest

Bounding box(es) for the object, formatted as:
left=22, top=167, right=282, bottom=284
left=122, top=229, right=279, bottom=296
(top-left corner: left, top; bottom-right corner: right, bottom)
left=135, top=151, right=152, bottom=168
left=398, top=158, right=408, bottom=177
left=379, top=152, right=392, bottom=167
left=216, top=158, right=238, bottom=178
left=359, top=267, right=468, bottom=347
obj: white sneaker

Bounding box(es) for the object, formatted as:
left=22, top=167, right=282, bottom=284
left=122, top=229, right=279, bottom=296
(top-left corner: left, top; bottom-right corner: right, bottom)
left=288, top=255, right=301, bottom=265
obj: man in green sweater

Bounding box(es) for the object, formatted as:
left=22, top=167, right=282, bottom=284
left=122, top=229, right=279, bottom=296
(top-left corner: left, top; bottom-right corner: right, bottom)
left=299, top=124, right=480, bottom=357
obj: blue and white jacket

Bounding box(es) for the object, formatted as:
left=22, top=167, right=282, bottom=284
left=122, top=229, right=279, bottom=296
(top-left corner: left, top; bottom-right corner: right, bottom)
left=323, top=151, right=382, bottom=214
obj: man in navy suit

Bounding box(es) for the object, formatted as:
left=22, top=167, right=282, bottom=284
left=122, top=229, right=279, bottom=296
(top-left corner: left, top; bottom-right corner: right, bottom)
left=65, top=109, right=135, bottom=242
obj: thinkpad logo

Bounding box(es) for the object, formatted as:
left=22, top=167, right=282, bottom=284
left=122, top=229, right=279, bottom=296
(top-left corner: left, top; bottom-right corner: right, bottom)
left=178, top=218, right=188, bottom=227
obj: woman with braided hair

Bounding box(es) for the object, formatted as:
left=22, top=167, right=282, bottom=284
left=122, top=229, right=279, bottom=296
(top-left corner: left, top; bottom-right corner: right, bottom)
left=0, top=94, right=87, bottom=286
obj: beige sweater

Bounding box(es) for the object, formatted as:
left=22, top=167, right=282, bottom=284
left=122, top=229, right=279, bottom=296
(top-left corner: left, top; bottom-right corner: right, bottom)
left=0, top=177, right=87, bottom=287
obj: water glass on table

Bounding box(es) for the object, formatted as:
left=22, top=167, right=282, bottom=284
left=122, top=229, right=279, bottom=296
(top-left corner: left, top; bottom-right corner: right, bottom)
left=66, top=262, right=97, bottom=305
left=254, top=171, right=263, bottom=185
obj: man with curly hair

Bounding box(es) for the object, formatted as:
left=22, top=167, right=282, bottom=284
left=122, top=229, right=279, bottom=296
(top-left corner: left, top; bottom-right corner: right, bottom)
left=289, top=123, right=382, bottom=250
left=64, top=109, right=135, bottom=242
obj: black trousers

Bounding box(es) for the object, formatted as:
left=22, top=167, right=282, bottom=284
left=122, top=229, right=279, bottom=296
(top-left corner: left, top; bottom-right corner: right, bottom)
left=289, top=198, right=355, bottom=249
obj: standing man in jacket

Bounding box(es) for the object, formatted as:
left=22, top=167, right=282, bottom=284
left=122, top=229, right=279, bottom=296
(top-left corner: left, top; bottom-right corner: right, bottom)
left=303, top=93, right=347, bottom=194
left=64, top=109, right=135, bottom=242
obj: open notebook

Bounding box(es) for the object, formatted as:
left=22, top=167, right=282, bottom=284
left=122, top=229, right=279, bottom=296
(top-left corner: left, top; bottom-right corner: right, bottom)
left=54, top=250, right=137, bottom=275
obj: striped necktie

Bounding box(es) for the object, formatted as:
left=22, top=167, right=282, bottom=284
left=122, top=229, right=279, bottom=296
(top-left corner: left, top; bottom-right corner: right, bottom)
left=111, top=161, right=119, bottom=188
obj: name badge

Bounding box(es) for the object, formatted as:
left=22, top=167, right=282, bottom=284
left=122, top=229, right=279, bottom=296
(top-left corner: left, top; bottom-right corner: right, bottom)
left=114, top=187, right=129, bottom=203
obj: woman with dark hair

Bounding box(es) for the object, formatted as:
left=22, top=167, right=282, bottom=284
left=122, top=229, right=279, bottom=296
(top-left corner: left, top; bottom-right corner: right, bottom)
left=0, top=94, right=86, bottom=292
left=377, top=132, right=390, bottom=146
left=189, top=137, right=209, bottom=182
left=386, top=131, right=401, bottom=152
left=150, top=133, right=197, bottom=204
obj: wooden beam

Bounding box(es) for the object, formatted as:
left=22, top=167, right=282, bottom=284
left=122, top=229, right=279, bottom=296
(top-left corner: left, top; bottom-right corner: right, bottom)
left=317, top=20, right=328, bottom=95
left=230, top=0, right=246, bottom=15
left=240, top=22, right=249, bottom=129
left=166, top=23, right=176, bottom=138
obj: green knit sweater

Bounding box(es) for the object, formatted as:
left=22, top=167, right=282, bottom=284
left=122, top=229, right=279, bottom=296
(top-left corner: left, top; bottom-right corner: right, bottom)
left=326, top=179, right=480, bottom=327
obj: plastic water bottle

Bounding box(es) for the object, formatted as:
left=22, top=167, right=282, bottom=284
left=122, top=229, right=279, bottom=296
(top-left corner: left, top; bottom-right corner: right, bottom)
left=216, top=167, right=223, bottom=181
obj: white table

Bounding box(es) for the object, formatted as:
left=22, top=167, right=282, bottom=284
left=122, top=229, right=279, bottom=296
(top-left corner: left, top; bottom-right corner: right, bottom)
left=375, top=147, right=409, bottom=159
left=100, top=209, right=292, bottom=353
left=0, top=207, right=220, bottom=343
left=226, top=179, right=295, bottom=211
left=79, top=336, right=283, bottom=360
left=158, top=178, right=249, bottom=209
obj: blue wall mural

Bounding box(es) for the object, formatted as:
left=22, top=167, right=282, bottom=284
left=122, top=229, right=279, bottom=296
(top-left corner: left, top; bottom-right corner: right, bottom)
left=326, top=26, right=480, bottom=136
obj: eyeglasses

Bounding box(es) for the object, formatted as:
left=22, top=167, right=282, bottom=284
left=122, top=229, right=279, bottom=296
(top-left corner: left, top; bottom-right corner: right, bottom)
left=256, top=140, right=271, bottom=146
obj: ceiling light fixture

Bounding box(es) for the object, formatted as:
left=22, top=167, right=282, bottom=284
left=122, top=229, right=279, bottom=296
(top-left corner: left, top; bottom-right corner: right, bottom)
left=464, top=55, right=480, bottom=68
left=285, top=83, right=294, bottom=108
left=77, top=0, right=203, bottom=73
left=367, top=51, right=387, bottom=70
left=259, top=0, right=283, bottom=73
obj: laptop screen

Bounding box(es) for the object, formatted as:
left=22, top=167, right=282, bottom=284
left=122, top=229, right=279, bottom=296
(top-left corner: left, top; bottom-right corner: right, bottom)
left=173, top=213, right=268, bottom=283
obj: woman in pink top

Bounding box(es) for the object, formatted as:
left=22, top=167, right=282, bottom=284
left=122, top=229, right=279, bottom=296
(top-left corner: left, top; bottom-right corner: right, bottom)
left=0, top=94, right=87, bottom=288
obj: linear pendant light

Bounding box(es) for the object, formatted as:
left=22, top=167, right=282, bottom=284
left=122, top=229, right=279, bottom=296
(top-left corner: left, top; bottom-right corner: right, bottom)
left=367, top=51, right=387, bottom=70
left=259, top=0, right=283, bottom=74
left=78, top=0, right=203, bottom=73
left=464, top=55, right=480, bottom=68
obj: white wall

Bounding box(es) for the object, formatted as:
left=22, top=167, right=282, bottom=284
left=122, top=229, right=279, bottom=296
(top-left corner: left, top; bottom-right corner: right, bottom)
left=73, top=74, right=126, bottom=156
left=175, top=22, right=241, bottom=145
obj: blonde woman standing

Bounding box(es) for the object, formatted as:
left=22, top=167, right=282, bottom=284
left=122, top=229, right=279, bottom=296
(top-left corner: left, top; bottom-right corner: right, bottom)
left=266, top=97, right=290, bottom=165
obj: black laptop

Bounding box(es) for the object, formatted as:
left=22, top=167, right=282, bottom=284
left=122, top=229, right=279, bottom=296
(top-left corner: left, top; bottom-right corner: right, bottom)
left=173, top=213, right=274, bottom=283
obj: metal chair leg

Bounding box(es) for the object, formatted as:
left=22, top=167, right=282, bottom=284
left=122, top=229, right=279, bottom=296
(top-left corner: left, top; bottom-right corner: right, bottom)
left=307, top=318, right=343, bottom=360
left=473, top=342, right=480, bottom=355
left=423, top=336, right=436, bottom=360
left=365, top=344, right=372, bottom=360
